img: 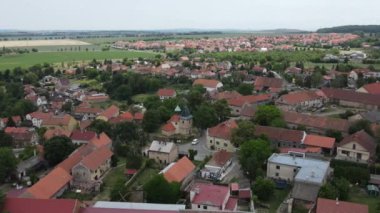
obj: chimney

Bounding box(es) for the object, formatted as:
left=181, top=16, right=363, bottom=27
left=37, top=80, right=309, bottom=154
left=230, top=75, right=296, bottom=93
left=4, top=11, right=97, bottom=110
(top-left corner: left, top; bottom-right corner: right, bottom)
left=336, top=197, right=339, bottom=205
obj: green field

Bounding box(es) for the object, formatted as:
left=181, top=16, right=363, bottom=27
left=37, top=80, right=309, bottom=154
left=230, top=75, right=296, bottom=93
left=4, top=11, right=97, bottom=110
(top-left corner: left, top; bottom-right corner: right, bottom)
left=0, top=50, right=157, bottom=70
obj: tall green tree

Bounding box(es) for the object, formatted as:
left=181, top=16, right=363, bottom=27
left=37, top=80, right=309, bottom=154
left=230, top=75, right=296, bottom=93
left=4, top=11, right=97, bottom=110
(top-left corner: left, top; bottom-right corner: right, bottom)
left=231, top=120, right=255, bottom=147
left=193, top=103, right=218, bottom=130
left=0, top=147, right=17, bottom=183
left=212, top=99, right=231, bottom=122
left=254, top=105, right=283, bottom=126
left=144, top=175, right=180, bottom=204
left=237, top=84, right=254, bottom=95
left=253, top=177, right=275, bottom=201
left=44, top=136, right=75, bottom=166
left=0, top=131, right=13, bottom=147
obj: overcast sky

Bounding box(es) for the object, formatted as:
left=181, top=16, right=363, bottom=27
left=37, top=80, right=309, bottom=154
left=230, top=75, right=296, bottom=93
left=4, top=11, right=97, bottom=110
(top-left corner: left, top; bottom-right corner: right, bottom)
left=1, top=0, right=380, bottom=31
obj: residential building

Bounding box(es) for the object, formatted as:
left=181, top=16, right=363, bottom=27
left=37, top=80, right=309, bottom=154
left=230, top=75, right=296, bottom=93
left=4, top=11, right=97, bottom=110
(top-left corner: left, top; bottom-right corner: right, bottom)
left=42, top=114, right=78, bottom=132
left=2, top=197, right=81, bottom=213
left=206, top=119, right=238, bottom=152
left=160, top=156, right=195, bottom=188
left=157, top=88, right=177, bottom=100
left=189, top=182, right=237, bottom=211
left=44, top=128, right=72, bottom=140
left=316, top=198, right=368, bottom=213
left=148, top=141, right=179, bottom=164
left=254, top=76, right=284, bottom=93
left=70, top=130, right=97, bottom=145
left=228, top=94, right=272, bottom=116
left=276, top=90, right=324, bottom=111
left=84, top=201, right=185, bottom=213
left=201, top=150, right=233, bottom=180
left=193, top=79, right=223, bottom=92
left=96, top=105, right=120, bottom=121
left=161, top=106, right=193, bottom=136
left=267, top=153, right=330, bottom=202
left=74, top=106, right=102, bottom=121
left=4, top=127, right=38, bottom=148
left=210, top=91, right=242, bottom=101
left=357, top=82, right=380, bottom=95
left=336, top=130, right=377, bottom=163
left=26, top=111, right=53, bottom=128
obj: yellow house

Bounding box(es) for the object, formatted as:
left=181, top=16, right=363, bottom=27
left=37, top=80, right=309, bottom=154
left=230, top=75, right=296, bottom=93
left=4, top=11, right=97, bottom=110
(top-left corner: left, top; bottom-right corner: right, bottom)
left=42, top=114, right=78, bottom=132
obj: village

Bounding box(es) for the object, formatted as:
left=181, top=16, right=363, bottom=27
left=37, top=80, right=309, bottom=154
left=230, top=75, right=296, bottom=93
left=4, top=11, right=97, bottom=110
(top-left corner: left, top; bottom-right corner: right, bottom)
left=0, top=29, right=380, bottom=213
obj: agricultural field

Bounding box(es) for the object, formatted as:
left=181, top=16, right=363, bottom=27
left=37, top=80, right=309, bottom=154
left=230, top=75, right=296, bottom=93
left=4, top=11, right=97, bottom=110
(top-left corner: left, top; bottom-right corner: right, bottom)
left=0, top=50, right=158, bottom=70
left=0, top=39, right=90, bottom=47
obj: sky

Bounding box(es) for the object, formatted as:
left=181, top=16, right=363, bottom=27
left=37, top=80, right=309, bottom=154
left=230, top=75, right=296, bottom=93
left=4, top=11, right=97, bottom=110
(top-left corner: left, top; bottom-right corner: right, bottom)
left=1, top=0, right=380, bottom=31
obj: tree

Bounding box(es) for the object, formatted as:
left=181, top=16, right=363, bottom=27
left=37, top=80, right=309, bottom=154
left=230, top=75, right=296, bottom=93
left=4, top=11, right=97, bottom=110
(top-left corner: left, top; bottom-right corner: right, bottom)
left=89, top=120, right=112, bottom=136
left=237, top=84, right=253, bottom=95
left=334, top=178, right=350, bottom=201
left=253, top=177, right=275, bottom=201
left=0, top=147, right=17, bottom=183
left=0, top=131, right=13, bottom=147
left=254, top=105, right=283, bottom=126
left=326, top=129, right=343, bottom=142
left=212, top=100, right=231, bottom=122
left=349, top=120, right=373, bottom=135
left=231, top=120, right=255, bottom=147
left=193, top=103, right=218, bottom=130
left=239, top=139, right=272, bottom=180
left=319, top=183, right=338, bottom=200
left=188, top=149, right=198, bottom=161
left=44, top=136, right=75, bottom=166
left=61, top=101, right=72, bottom=113
left=0, top=190, right=5, bottom=209
left=144, top=175, right=180, bottom=204
left=6, top=117, right=16, bottom=127
left=142, top=109, right=162, bottom=133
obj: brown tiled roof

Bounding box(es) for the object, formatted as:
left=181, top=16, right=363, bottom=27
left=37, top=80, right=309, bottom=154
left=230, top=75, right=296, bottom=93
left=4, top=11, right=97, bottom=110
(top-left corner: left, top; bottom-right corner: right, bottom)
left=193, top=79, right=221, bottom=89
left=70, top=130, right=96, bottom=142
left=211, top=91, right=242, bottom=100
left=278, top=90, right=321, bottom=105
left=254, top=76, right=283, bottom=91
left=207, top=150, right=233, bottom=167
left=163, top=156, right=195, bottom=183
left=321, top=87, right=380, bottom=106
left=339, top=130, right=377, bottom=156
left=98, top=105, right=119, bottom=120
left=304, top=135, right=335, bottom=149
left=157, top=88, right=176, bottom=97
left=74, top=107, right=102, bottom=114
left=283, top=111, right=349, bottom=132
left=255, top=125, right=304, bottom=143
left=90, top=132, right=112, bottom=148
left=162, top=122, right=176, bottom=132
left=81, top=146, right=113, bottom=171
left=362, top=82, right=380, bottom=95
left=43, top=114, right=72, bottom=126
left=44, top=128, right=72, bottom=140
left=316, top=198, right=368, bottom=213
left=208, top=119, right=238, bottom=140
left=228, top=94, right=271, bottom=107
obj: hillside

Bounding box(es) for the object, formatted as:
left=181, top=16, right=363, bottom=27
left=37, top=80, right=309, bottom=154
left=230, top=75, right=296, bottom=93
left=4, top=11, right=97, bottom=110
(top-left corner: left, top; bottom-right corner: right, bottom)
left=317, top=25, right=380, bottom=33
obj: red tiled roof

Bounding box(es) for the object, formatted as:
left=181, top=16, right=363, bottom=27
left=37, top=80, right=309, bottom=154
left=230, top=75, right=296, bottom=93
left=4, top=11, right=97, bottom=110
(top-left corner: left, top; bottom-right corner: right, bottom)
left=240, top=105, right=256, bottom=118
left=44, top=128, right=72, bottom=140
left=169, top=114, right=180, bottom=123
left=23, top=167, right=72, bottom=199
left=70, top=130, right=96, bottom=142
left=254, top=76, right=283, bottom=91
left=304, top=134, right=335, bottom=149
left=163, top=156, right=195, bottom=183
left=98, top=105, right=119, bottom=120
left=224, top=197, right=238, bottom=211
left=228, top=94, right=271, bottom=107
left=193, top=79, right=221, bottom=89
left=28, top=111, right=53, bottom=120
left=81, top=146, right=113, bottom=171
left=120, top=112, right=134, bottom=121
left=255, top=125, right=304, bottom=144
left=339, top=130, right=377, bottom=156
left=208, top=150, right=233, bottom=167
left=162, top=122, right=176, bottom=132
left=208, top=119, right=238, bottom=140
left=191, top=182, right=229, bottom=207
left=278, top=90, right=321, bottom=105
left=362, top=82, right=380, bottom=95
left=80, top=208, right=179, bottom=213
left=3, top=197, right=79, bottom=213
left=230, top=183, right=239, bottom=191
left=79, top=120, right=92, bottom=130
left=157, top=88, right=176, bottom=97
left=283, top=111, right=349, bottom=132
left=2, top=116, right=22, bottom=124
left=58, top=144, right=96, bottom=172
left=321, top=87, right=380, bottom=106
left=4, top=127, right=34, bottom=141
left=279, top=147, right=322, bottom=154
left=90, top=132, right=112, bottom=148
left=74, top=107, right=102, bottom=114
left=211, top=91, right=242, bottom=100
left=43, top=114, right=72, bottom=126
left=316, top=198, right=368, bottom=213
left=134, top=112, right=144, bottom=120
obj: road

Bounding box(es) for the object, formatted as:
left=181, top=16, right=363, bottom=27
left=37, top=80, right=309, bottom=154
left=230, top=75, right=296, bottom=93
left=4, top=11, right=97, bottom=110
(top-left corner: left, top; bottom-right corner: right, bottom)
left=178, top=131, right=214, bottom=161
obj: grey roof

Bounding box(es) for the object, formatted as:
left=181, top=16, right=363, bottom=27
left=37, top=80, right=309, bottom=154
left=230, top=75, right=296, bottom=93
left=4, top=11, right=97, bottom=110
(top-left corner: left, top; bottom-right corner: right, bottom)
left=149, top=141, right=176, bottom=153
left=268, top=153, right=330, bottom=185
left=94, top=201, right=185, bottom=210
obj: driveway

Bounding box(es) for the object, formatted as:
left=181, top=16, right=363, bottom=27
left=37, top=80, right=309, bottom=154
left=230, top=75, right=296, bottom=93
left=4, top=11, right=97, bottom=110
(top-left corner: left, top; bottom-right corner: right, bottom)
left=178, top=131, right=214, bottom=161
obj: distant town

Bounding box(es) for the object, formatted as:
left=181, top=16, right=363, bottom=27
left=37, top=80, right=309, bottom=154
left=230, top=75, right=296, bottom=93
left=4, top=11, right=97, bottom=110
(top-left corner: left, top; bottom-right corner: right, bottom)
left=0, top=26, right=380, bottom=213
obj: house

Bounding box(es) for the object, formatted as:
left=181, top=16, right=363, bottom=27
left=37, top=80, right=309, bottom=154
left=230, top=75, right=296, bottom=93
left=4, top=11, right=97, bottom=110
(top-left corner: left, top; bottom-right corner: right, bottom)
left=161, top=106, right=193, bottom=136
left=83, top=94, right=110, bottom=103
left=316, top=198, right=368, bottom=213
left=4, top=127, right=38, bottom=148
left=148, top=141, right=179, bottom=164
left=22, top=167, right=72, bottom=199
left=26, top=111, right=53, bottom=128
left=190, top=182, right=237, bottom=211
left=207, top=119, right=238, bottom=152
left=1, top=116, right=22, bottom=129
left=160, top=156, right=195, bottom=188
left=90, top=132, right=113, bottom=149
left=2, top=197, right=81, bottom=213
left=228, top=94, right=272, bottom=115
left=44, top=128, right=72, bottom=140
left=283, top=111, right=350, bottom=135
left=210, top=91, right=242, bottom=101
left=83, top=201, right=185, bottom=213
left=357, top=82, right=380, bottom=95
left=321, top=87, right=380, bottom=110
left=336, top=130, right=377, bottom=163
left=157, top=88, right=177, bottom=100
left=36, top=96, right=48, bottom=106
left=254, top=76, right=284, bottom=93
left=201, top=150, right=233, bottom=180
left=56, top=78, right=70, bottom=92
left=255, top=125, right=335, bottom=154
left=74, top=106, right=102, bottom=121
left=193, top=79, right=223, bottom=92
left=267, top=153, right=330, bottom=202
left=42, top=114, right=78, bottom=132
left=276, top=90, right=324, bottom=112
left=71, top=146, right=113, bottom=185
left=70, top=130, right=97, bottom=145
left=96, top=105, right=120, bottom=121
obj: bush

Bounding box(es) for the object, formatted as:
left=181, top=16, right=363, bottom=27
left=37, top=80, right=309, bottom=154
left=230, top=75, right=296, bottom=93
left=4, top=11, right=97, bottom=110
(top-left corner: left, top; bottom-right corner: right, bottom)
left=253, top=177, right=275, bottom=201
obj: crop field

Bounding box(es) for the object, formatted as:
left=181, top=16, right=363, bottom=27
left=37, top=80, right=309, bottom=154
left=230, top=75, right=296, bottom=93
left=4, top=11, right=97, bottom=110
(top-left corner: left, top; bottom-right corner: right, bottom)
left=0, top=50, right=157, bottom=70
left=0, top=39, right=90, bottom=47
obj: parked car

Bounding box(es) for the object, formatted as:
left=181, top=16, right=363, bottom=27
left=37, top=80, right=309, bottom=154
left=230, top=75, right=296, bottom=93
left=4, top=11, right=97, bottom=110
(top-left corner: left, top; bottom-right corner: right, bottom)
left=191, top=138, right=199, bottom=145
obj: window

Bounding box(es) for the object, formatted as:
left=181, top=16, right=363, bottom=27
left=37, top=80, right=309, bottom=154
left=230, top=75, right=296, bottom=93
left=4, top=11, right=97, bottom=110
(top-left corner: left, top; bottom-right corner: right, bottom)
left=276, top=165, right=280, bottom=170
left=275, top=172, right=279, bottom=177
left=216, top=141, right=220, bottom=145
left=353, top=144, right=356, bottom=150
left=198, top=205, right=200, bottom=208
left=293, top=168, right=297, bottom=173
left=224, top=143, right=228, bottom=147
left=342, top=150, right=349, bottom=156
left=209, top=140, right=212, bottom=143
left=203, top=206, right=207, bottom=210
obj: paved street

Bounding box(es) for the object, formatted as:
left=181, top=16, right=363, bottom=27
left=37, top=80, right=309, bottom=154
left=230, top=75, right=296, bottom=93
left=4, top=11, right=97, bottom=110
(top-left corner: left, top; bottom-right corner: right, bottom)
left=178, top=131, right=214, bottom=161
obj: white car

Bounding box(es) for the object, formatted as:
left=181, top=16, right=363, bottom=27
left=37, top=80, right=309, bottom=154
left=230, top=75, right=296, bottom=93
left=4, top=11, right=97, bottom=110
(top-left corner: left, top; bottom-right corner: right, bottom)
left=191, top=139, right=199, bottom=145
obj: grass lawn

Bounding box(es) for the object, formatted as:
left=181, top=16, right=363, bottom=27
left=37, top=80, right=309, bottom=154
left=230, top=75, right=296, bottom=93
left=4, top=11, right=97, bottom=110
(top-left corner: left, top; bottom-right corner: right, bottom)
left=132, top=93, right=155, bottom=103
left=60, top=190, right=94, bottom=201
left=127, top=168, right=159, bottom=191
left=349, top=186, right=380, bottom=213
left=0, top=50, right=157, bottom=70
left=93, top=163, right=127, bottom=201
left=256, top=187, right=291, bottom=213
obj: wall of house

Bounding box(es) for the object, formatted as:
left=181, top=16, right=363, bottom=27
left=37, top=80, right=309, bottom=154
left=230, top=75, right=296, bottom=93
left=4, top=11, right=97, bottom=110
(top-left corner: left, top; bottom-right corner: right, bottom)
left=207, top=133, right=236, bottom=152
left=337, top=141, right=370, bottom=162
left=148, top=149, right=178, bottom=164
left=191, top=203, right=220, bottom=211
left=292, top=181, right=321, bottom=202
left=177, top=118, right=192, bottom=135
left=267, top=162, right=299, bottom=182
left=90, top=159, right=111, bottom=180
